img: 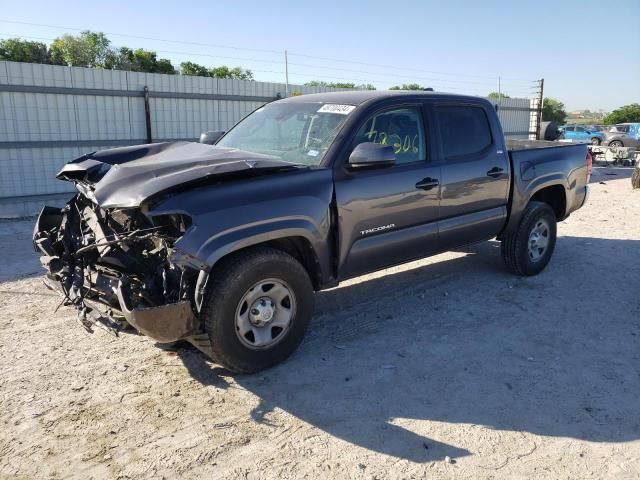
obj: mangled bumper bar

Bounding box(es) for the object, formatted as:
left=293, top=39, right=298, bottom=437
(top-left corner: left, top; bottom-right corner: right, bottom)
left=34, top=200, right=202, bottom=344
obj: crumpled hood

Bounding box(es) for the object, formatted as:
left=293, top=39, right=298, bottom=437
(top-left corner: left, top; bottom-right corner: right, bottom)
left=57, top=142, right=298, bottom=208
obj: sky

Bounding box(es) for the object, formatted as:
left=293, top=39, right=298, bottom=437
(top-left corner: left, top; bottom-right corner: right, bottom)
left=1, top=0, right=638, bottom=111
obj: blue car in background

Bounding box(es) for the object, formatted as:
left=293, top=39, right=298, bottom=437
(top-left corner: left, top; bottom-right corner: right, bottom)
left=559, top=125, right=605, bottom=145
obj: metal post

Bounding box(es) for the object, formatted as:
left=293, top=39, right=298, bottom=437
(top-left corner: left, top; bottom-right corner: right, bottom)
left=143, top=86, right=152, bottom=144
left=498, top=76, right=501, bottom=100
left=536, top=78, right=544, bottom=140
left=284, top=50, right=289, bottom=98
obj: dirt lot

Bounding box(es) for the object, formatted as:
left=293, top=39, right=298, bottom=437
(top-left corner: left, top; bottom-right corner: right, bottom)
left=1, top=167, right=639, bottom=479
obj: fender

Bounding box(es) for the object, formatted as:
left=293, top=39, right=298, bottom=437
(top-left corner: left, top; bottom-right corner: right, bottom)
left=148, top=168, right=335, bottom=283
left=501, top=172, right=568, bottom=237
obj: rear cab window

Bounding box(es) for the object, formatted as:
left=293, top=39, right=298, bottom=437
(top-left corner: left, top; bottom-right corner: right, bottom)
left=436, top=105, right=493, bottom=159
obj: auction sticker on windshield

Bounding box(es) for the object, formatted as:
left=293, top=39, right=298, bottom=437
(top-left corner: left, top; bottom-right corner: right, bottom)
left=317, top=104, right=356, bottom=115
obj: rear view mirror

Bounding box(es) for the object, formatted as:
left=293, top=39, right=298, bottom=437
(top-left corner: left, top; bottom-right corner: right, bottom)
left=348, top=142, right=396, bottom=170
left=199, top=131, right=225, bottom=145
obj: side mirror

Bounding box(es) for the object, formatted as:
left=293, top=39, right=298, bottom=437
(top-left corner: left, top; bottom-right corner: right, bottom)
left=199, top=131, right=225, bottom=145
left=348, top=142, right=396, bottom=170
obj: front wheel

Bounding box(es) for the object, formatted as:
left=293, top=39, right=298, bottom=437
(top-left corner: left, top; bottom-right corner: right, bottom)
left=609, top=140, right=624, bottom=148
left=501, top=202, right=557, bottom=276
left=201, top=247, right=314, bottom=373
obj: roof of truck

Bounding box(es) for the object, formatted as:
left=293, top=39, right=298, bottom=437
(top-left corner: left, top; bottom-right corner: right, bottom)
left=280, top=90, right=484, bottom=105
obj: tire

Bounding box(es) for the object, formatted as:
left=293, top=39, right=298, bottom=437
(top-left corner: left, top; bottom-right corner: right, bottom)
left=609, top=140, right=624, bottom=148
left=590, top=137, right=601, bottom=145
left=201, top=247, right=314, bottom=373
left=501, top=201, right=557, bottom=276
left=632, top=168, right=640, bottom=189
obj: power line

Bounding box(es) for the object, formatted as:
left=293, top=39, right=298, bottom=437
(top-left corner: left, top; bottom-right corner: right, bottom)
left=0, top=28, right=538, bottom=97
left=287, top=51, right=536, bottom=82
left=0, top=19, right=283, bottom=54
left=0, top=18, right=537, bottom=84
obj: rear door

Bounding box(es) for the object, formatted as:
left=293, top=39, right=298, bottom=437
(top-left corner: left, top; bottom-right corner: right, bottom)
left=334, top=104, right=441, bottom=279
left=434, top=103, right=510, bottom=246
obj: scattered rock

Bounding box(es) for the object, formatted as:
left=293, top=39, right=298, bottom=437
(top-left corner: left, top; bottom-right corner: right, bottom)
left=445, top=456, right=455, bottom=464
left=103, top=454, right=112, bottom=461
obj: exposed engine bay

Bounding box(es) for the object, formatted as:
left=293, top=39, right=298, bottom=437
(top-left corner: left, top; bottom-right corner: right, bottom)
left=34, top=194, right=201, bottom=343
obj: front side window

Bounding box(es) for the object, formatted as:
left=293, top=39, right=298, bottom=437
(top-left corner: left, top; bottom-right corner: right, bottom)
left=576, top=127, right=586, bottom=132
left=353, top=107, right=426, bottom=164
left=437, top=105, right=492, bottom=159
left=217, top=102, right=354, bottom=165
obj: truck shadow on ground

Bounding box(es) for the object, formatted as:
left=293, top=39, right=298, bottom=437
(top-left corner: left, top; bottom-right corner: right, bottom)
left=179, top=236, right=640, bottom=463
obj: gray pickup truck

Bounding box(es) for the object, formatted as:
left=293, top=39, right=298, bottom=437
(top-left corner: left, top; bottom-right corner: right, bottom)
left=34, top=91, right=591, bottom=373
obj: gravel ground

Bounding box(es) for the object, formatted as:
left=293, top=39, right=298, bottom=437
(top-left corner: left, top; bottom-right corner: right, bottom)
left=1, top=167, right=639, bottom=479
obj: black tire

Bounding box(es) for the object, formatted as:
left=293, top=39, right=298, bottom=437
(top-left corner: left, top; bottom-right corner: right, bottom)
left=501, top=201, right=557, bottom=276
left=202, top=247, right=314, bottom=373
left=590, top=137, right=601, bottom=146
left=632, top=168, right=640, bottom=189
left=609, top=140, right=624, bottom=148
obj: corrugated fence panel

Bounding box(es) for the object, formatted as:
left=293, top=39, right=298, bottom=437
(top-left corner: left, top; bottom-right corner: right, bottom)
left=0, top=61, right=534, bottom=217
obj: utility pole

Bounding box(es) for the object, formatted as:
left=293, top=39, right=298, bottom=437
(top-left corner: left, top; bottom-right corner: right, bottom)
left=284, top=50, right=289, bottom=97
left=536, top=78, right=544, bottom=140
left=498, top=76, right=501, bottom=100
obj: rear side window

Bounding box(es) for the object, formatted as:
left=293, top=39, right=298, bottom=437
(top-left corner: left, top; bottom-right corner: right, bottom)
left=437, top=106, right=492, bottom=159
left=565, top=126, right=575, bottom=131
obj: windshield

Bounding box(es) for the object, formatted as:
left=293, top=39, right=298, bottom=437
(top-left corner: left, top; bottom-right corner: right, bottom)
left=216, top=102, right=354, bottom=166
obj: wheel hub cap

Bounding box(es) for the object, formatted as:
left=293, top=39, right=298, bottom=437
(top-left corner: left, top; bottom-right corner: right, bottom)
left=249, top=297, right=275, bottom=326
left=528, top=219, right=550, bottom=262
left=235, top=279, right=296, bottom=350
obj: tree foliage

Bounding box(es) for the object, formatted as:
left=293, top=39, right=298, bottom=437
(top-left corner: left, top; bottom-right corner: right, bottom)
left=180, top=62, right=253, bottom=79
left=105, top=47, right=176, bottom=74
left=389, top=83, right=427, bottom=90
left=50, top=31, right=111, bottom=68
left=0, top=32, right=257, bottom=80
left=542, top=97, right=567, bottom=124
left=305, top=81, right=375, bottom=90
left=603, top=104, right=640, bottom=125
left=0, top=38, right=50, bottom=63
left=487, top=92, right=510, bottom=99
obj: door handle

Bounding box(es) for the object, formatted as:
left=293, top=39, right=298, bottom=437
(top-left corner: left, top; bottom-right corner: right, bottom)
left=415, top=177, right=439, bottom=191
left=486, top=167, right=505, bottom=178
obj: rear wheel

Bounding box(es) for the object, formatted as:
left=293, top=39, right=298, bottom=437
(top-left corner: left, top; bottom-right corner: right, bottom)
left=609, top=140, right=624, bottom=148
left=201, top=247, right=314, bottom=373
left=590, top=137, right=601, bottom=145
left=501, top=202, right=557, bottom=276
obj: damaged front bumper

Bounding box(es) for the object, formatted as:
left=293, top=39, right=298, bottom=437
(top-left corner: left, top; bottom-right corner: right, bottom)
left=34, top=196, right=203, bottom=344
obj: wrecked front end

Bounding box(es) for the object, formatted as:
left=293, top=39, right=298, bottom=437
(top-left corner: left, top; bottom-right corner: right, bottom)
left=33, top=194, right=203, bottom=344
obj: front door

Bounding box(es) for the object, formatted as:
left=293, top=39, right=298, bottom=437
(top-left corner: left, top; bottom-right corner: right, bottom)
left=334, top=105, right=441, bottom=279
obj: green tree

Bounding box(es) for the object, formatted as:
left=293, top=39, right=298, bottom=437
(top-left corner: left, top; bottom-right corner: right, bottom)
left=603, top=103, right=640, bottom=125
left=304, top=81, right=374, bottom=89
left=487, top=91, right=510, bottom=99
left=106, top=47, right=176, bottom=74
left=542, top=97, right=567, bottom=124
left=180, top=61, right=210, bottom=76
left=0, top=38, right=50, bottom=63
left=210, top=65, right=253, bottom=80
left=50, top=31, right=111, bottom=68
left=389, top=83, right=426, bottom=90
